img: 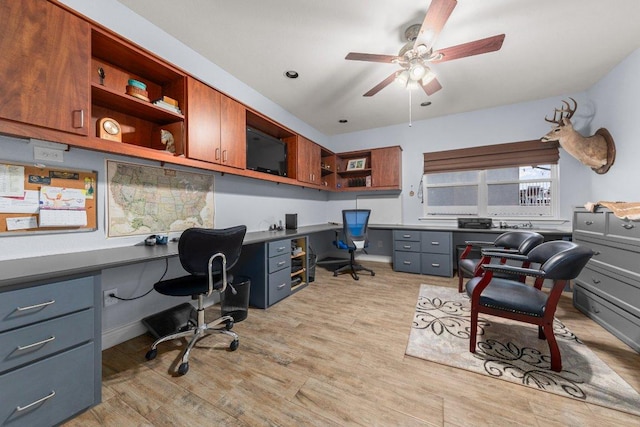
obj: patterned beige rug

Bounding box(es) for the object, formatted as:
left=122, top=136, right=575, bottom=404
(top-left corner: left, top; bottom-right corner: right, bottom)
left=405, top=284, right=640, bottom=416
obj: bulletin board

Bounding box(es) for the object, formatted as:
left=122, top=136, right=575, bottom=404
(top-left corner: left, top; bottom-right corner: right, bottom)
left=0, top=161, right=97, bottom=235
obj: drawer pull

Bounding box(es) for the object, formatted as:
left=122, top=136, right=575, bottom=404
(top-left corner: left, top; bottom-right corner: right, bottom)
left=17, top=336, right=56, bottom=351
left=16, top=390, right=56, bottom=412
left=622, top=223, right=635, bottom=230
left=16, top=300, right=55, bottom=312
left=403, top=245, right=412, bottom=249
left=593, top=251, right=600, bottom=256
left=403, top=261, right=412, bottom=265
left=431, top=241, right=440, bottom=245
left=277, top=261, right=286, bottom=266
left=403, top=234, right=411, bottom=238
left=431, top=263, right=440, bottom=267
left=584, top=220, right=594, bottom=225
left=277, top=246, right=286, bottom=252
left=277, top=283, right=287, bottom=289
left=591, top=278, right=601, bottom=284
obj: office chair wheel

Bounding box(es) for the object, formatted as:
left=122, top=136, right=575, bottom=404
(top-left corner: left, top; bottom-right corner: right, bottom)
left=371, top=272, right=375, bottom=276
left=225, top=319, right=234, bottom=330
left=178, top=362, right=189, bottom=375
left=145, top=349, right=157, bottom=360
left=230, top=340, right=239, bottom=351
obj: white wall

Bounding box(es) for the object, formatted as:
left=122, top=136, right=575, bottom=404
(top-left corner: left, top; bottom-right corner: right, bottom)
left=587, top=49, right=640, bottom=201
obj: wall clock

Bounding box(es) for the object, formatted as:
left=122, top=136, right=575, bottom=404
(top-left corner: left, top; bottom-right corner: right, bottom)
left=97, top=117, right=122, bottom=142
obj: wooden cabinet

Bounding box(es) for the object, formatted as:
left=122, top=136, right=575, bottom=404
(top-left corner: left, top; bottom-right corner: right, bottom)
left=0, top=0, right=90, bottom=135
left=572, top=208, right=640, bottom=352
left=320, top=148, right=336, bottom=189
left=371, top=146, right=402, bottom=188
left=186, top=78, right=245, bottom=169
left=297, top=136, right=321, bottom=185
left=336, top=146, right=402, bottom=191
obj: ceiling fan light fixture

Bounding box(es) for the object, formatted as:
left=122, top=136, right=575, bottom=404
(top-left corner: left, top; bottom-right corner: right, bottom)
left=395, top=70, right=410, bottom=87
left=421, top=67, right=436, bottom=85
left=408, top=59, right=427, bottom=81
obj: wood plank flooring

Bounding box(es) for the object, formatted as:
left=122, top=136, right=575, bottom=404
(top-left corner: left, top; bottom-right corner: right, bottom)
left=65, top=262, right=640, bottom=426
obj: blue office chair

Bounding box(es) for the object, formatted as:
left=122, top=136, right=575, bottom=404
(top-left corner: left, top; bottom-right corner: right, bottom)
left=333, top=209, right=375, bottom=280
left=144, top=225, right=247, bottom=376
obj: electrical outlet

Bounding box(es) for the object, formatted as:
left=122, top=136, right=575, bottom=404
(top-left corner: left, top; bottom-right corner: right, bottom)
left=103, top=289, right=118, bottom=307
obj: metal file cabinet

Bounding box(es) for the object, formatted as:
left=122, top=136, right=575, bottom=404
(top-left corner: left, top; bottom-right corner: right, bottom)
left=393, top=230, right=453, bottom=277
left=572, top=207, right=640, bottom=352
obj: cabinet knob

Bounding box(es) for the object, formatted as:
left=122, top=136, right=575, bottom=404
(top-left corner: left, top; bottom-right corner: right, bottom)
left=585, top=220, right=594, bottom=225
left=622, top=223, right=635, bottom=230
left=592, top=278, right=601, bottom=284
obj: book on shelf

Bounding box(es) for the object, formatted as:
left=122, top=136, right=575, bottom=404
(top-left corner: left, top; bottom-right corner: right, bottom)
left=152, top=100, right=182, bottom=114
left=154, top=95, right=179, bottom=107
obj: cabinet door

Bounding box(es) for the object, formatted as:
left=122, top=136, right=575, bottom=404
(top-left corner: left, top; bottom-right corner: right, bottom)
left=0, top=0, right=90, bottom=135
left=297, top=136, right=321, bottom=184
left=371, top=147, right=401, bottom=188
left=186, top=77, right=221, bottom=163
left=220, top=95, right=246, bottom=169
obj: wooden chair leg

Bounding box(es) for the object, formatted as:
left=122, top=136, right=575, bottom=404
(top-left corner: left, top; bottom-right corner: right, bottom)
left=469, top=310, right=478, bottom=352
left=458, top=273, right=464, bottom=293
left=543, top=323, right=562, bottom=372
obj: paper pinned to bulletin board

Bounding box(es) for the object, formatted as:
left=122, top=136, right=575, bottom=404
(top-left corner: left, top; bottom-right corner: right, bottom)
left=0, top=161, right=97, bottom=235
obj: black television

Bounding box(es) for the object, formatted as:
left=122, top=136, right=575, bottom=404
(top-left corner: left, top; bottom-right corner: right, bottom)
left=245, top=127, right=287, bottom=176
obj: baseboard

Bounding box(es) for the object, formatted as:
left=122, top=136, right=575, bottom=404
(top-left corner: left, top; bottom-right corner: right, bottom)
left=102, top=320, right=147, bottom=350
left=356, top=254, right=392, bottom=263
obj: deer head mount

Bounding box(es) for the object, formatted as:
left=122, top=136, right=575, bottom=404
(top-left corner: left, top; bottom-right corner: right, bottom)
left=541, top=98, right=615, bottom=174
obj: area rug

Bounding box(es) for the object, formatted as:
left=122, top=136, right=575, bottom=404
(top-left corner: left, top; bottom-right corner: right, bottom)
left=405, top=284, right=640, bottom=416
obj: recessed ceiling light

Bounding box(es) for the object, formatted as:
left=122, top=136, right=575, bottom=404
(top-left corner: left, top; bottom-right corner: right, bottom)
left=420, top=101, right=432, bottom=107
left=338, top=119, right=348, bottom=123
left=284, top=70, right=299, bottom=79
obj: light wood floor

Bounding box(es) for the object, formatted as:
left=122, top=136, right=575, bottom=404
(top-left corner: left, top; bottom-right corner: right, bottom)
left=65, top=262, right=640, bottom=426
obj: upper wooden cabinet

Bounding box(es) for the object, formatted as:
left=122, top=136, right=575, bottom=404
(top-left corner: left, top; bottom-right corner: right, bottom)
left=297, top=136, right=321, bottom=185
left=371, top=146, right=402, bottom=188
left=0, top=0, right=90, bottom=135
left=186, top=77, right=245, bottom=169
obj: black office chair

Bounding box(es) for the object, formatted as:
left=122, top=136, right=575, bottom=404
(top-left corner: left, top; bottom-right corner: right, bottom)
left=466, top=240, right=593, bottom=372
left=333, top=209, right=375, bottom=280
left=145, top=225, right=247, bottom=375
left=457, top=231, right=544, bottom=292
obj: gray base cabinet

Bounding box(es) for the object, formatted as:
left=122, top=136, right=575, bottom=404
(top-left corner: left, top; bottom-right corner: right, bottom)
left=235, top=236, right=309, bottom=309
left=0, top=275, right=101, bottom=426
left=572, top=207, right=640, bottom=352
left=393, top=230, right=453, bottom=277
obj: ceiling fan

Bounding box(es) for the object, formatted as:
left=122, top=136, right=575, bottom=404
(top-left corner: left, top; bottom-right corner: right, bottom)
left=345, top=0, right=505, bottom=97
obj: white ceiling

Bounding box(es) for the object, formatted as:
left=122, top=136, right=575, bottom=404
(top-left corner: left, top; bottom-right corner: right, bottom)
left=116, top=0, right=640, bottom=136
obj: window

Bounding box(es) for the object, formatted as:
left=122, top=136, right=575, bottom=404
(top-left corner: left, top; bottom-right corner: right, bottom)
left=422, top=140, right=559, bottom=218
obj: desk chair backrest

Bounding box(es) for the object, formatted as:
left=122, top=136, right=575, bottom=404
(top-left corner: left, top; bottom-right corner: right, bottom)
left=343, top=209, right=371, bottom=250
left=178, top=226, right=247, bottom=278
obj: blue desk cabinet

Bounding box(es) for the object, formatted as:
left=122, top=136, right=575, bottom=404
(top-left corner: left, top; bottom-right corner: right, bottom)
left=572, top=208, right=640, bottom=352
left=0, top=275, right=101, bottom=426
left=235, top=236, right=309, bottom=309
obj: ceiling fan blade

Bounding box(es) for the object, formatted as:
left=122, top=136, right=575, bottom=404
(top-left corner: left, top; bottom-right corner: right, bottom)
left=430, top=34, right=506, bottom=63
left=363, top=72, right=397, bottom=97
left=345, top=52, right=398, bottom=63
left=421, top=77, right=442, bottom=96
left=413, top=0, right=458, bottom=50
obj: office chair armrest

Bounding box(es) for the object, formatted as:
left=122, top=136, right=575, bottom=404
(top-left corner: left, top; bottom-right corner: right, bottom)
left=207, top=252, right=227, bottom=297
left=481, top=263, right=546, bottom=278
left=464, top=240, right=496, bottom=247
left=480, top=250, right=527, bottom=261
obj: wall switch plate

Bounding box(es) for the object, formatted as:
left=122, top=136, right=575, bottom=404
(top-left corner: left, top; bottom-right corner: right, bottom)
left=34, top=146, right=64, bottom=162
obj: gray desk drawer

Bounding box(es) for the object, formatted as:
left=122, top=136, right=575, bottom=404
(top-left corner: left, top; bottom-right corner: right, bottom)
left=606, top=213, right=640, bottom=243
left=394, top=252, right=421, bottom=274
left=421, top=231, right=451, bottom=254
left=268, top=253, right=290, bottom=273
left=0, top=309, right=94, bottom=374
left=268, top=268, right=291, bottom=305
left=393, top=230, right=421, bottom=241
left=574, top=211, right=605, bottom=236
left=0, top=276, right=94, bottom=333
left=574, top=284, right=640, bottom=353
left=268, top=240, right=290, bottom=258
left=0, top=342, right=95, bottom=427
left=576, top=238, right=640, bottom=276
left=576, top=266, right=640, bottom=319
left=394, top=241, right=421, bottom=252
left=421, top=253, right=452, bottom=277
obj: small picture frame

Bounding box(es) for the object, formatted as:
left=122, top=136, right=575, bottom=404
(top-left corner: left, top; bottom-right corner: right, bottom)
left=346, top=158, right=367, bottom=171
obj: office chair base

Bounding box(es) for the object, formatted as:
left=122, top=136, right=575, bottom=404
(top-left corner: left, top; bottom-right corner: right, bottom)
left=333, top=263, right=375, bottom=280
left=145, top=312, right=239, bottom=375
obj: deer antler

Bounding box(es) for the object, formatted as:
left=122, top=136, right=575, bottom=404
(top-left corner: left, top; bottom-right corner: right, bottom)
left=545, top=97, right=577, bottom=125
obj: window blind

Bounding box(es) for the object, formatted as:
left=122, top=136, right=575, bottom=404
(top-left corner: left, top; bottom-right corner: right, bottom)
left=423, top=140, right=559, bottom=174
